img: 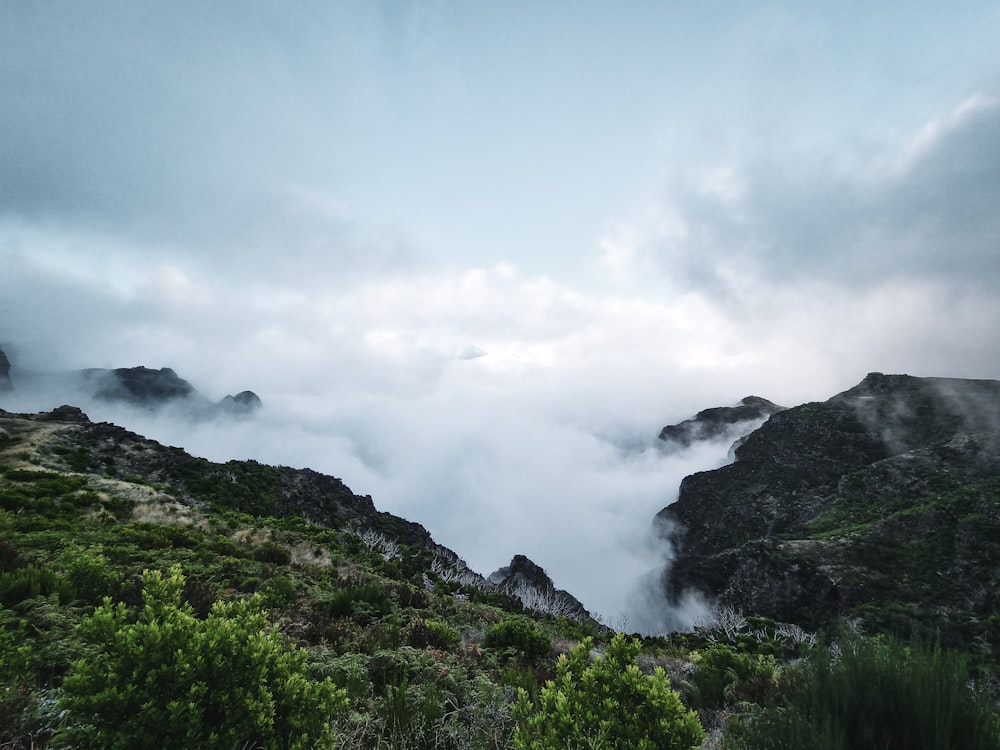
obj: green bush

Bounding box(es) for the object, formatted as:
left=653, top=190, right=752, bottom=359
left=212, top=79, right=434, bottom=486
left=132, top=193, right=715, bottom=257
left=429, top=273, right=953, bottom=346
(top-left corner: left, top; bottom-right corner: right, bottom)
left=0, top=565, right=72, bottom=606
left=513, top=633, right=704, bottom=750
left=407, top=618, right=462, bottom=651
left=324, top=583, right=394, bottom=621
left=722, top=634, right=1000, bottom=750
left=58, top=565, right=347, bottom=750
left=690, top=643, right=776, bottom=709
left=57, top=545, right=121, bottom=605
left=482, top=617, right=551, bottom=662
left=263, top=575, right=300, bottom=608
left=253, top=541, right=292, bottom=565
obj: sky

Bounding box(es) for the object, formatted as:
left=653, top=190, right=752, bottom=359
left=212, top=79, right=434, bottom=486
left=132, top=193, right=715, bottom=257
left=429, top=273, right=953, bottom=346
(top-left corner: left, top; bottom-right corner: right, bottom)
left=2, top=1, right=999, bottom=629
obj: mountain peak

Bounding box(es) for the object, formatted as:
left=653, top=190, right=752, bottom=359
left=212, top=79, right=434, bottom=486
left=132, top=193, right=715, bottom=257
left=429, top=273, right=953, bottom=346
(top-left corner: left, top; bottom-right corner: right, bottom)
left=658, top=395, right=785, bottom=448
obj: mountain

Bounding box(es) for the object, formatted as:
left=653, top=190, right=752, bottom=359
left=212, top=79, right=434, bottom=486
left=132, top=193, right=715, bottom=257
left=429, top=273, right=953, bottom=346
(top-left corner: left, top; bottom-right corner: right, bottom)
left=0, top=348, right=11, bottom=392
left=657, top=373, right=1000, bottom=650
left=0, top=346, right=260, bottom=418
left=658, top=395, right=786, bottom=449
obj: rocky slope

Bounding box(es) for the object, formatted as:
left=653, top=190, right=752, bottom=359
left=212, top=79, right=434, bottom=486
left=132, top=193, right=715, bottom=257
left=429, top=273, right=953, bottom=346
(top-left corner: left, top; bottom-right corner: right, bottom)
left=658, top=373, right=1000, bottom=651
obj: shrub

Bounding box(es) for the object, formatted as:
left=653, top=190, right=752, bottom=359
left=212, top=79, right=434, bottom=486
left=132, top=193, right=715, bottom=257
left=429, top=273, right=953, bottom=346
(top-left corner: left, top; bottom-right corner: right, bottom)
left=407, top=618, right=462, bottom=651
left=0, top=565, right=72, bottom=606
left=482, top=617, right=551, bottom=662
left=690, top=643, right=776, bottom=709
left=58, top=565, right=347, bottom=750
left=263, top=575, right=299, bottom=608
left=252, top=540, right=292, bottom=565
left=58, top=545, right=121, bottom=605
left=513, top=633, right=704, bottom=750
left=722, top=634, right=1000, bottom=750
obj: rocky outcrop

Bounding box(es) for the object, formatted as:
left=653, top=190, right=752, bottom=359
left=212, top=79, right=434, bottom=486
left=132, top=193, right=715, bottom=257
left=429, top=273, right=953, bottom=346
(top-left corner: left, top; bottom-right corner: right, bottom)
left=220, top=390, right=263, bottom=415
left=489, top=554, right=591, bottom=621
left=658, top=396, right=785, bottom=449
left=84, top=366, right=197, bottom=405
left=0, top=347, right=11, bottom=392
left=658, top=373, right=1000, bottom=643
left=0, top=346, right=260, bottom=419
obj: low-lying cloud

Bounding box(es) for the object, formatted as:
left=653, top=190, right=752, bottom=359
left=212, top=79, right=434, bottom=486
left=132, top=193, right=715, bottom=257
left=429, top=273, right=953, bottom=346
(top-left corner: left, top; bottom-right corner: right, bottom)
left=4, top=254, right=1000, bottom=627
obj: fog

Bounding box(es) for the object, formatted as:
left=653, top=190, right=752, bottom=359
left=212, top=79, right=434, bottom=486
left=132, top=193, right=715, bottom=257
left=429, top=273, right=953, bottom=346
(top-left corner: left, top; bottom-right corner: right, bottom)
left=2, top=3, right=1000, bottom=629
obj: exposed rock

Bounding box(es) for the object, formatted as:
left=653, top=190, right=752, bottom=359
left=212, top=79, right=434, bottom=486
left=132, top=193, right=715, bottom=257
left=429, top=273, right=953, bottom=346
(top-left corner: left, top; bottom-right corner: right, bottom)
left=658, top=373, right=1000, bottom=643
left=39, top=405, right=91, bottom=423
left=0, top=347, right=262, bottom=420
left=84, top=366, right=198, bottom=406
left=658, top=396, right=785, bottom=449
left=220, top=390, right=262, bottom=415
left=0, top=347, right=12, bottom=392
left=490, top=554, right=591, bottom=621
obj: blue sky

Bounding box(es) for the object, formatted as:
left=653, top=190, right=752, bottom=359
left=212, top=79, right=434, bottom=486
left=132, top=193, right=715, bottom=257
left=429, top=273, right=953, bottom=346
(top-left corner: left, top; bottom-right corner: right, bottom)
left=2, top=1, right=999, bottom=625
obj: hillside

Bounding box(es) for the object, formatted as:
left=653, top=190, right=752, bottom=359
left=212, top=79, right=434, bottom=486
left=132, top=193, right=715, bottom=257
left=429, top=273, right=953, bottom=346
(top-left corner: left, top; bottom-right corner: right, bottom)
left=659, top=373, right=1000, bottom=656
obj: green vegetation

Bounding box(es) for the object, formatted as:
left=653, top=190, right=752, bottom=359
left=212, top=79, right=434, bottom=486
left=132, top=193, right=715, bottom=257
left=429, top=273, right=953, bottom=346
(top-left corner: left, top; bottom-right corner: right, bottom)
left=513, top=634, right=704, bottom=749
left=58, top=566, right=346, bottom=750
left=722, top=635, right=1000, bottom=750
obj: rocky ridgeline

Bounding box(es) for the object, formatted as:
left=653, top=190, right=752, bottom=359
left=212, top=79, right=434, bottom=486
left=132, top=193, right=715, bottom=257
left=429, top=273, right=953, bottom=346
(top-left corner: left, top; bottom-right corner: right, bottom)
left=658, top=373, right=1000, bottom=646
left=0, top=346, right=260, bottom=418
left=658, top=395, right=786, bottom=448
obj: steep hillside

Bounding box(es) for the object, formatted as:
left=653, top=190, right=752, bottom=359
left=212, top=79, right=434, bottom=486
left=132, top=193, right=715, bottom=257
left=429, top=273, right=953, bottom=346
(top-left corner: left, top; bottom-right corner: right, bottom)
left=659, top=373, right=1000, bottom=654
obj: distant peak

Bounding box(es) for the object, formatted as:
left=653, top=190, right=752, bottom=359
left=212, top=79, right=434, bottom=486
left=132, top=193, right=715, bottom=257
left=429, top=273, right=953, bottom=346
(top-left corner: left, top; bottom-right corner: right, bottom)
left=659, top=396, right=786, bottom=447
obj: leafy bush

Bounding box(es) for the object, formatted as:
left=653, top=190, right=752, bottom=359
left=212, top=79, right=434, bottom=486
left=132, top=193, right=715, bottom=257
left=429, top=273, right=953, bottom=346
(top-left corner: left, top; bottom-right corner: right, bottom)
left=58, top=565, right=347, bottom=749
left=263, top=575, right=299, bottom=607
left=482, top=617, right=551, bottom=662
left=513, top=633, right=704, bottom=749
left=407, top=618, right=461, bottom=651
left=689, top=643, right=776, bottom=709
left=324, top=583, right=394, bottom=621
left=57, top=545, right=121, bottom=605
left=0, top=565, right=72, bottom=606
left=253, top=540, right=292, bottom=565
left=722, top=634, right=1000, bottom=750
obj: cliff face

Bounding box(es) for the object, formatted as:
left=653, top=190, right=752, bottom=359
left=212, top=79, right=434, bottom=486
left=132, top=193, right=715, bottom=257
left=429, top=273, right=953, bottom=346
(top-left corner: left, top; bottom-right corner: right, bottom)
left=658, top=396, right=786, bottom=449
left=0, top=348, right=11, bottom=392
left=658, top=373, right=1000, bottom=646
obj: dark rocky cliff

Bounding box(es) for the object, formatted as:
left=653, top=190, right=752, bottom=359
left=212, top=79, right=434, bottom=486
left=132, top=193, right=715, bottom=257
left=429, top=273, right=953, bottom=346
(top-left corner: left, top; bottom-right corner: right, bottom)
left=658, top=373, right=1000, bottom=648
left=0, top=347, right=11, bottom=392
left=658, top=395, right=785, bottom=448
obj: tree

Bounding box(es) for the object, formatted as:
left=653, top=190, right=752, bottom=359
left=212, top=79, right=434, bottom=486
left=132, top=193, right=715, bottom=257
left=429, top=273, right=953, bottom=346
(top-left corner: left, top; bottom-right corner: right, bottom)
left=58, top=566, right=346, bottom=750
left=513, top=633, right=704, bottom=750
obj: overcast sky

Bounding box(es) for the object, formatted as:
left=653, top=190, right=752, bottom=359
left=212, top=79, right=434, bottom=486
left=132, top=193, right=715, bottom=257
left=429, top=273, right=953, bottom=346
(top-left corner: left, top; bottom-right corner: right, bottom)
left=2, top=2, right=999, bottom=627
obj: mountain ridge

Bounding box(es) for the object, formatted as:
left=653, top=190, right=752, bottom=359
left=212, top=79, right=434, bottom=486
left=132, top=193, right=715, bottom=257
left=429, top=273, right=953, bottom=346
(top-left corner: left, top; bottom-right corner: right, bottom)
left=657, top=372, right=1000, bottom=650
left=0, top=345, right=261, bottom=419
